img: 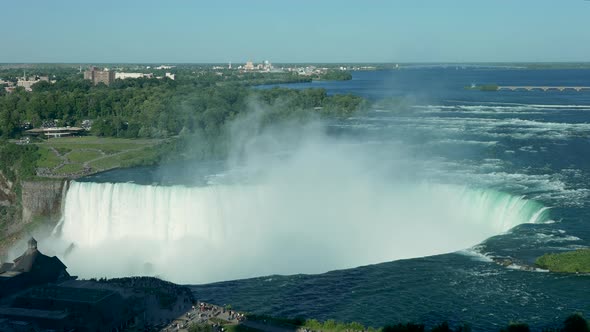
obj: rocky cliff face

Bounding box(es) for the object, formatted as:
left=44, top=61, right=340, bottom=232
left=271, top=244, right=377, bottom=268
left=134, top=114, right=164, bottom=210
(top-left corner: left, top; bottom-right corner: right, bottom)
left=0, top=171, right=16, bottom=207
left=21, top=180, right=66, bottom=225
left=0, top=179, right=66, bottom=260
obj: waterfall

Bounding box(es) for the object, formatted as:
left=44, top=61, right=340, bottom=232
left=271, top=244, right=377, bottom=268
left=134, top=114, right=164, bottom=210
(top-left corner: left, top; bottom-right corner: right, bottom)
left=51, top=181, right=549, bottom=283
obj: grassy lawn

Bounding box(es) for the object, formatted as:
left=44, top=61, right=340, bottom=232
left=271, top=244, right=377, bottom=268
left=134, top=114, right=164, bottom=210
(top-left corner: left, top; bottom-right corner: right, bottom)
left=34, top=136, right=162, bottom=177
left=89, top=147, right=160, bottom=170
left=54, top=163, right=86, bottom=175
left=42, top=136, right=159, bottom=153
left=54, top=147, right=72, bottom=155
left=88, top=155, right=122, bottom=170
left=535, top=248, right=590, bottom=273
left=67, top=150, right=103, bottom=163
left=36, top=146, right=63, bottom=168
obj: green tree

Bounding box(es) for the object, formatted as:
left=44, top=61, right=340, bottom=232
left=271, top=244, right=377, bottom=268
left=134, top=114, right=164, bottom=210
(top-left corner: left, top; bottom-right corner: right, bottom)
left=500, top=323, right=530, bottom=332
left=563, top=314, right=589, bottom=332
left=382, top=323, right=425, bottom=332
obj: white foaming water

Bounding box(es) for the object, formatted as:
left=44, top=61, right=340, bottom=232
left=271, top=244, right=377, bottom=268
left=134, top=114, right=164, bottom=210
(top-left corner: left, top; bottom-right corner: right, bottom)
left=49, top=179, right=549, bottom=284
left=355, top=108, right=590, bottom=141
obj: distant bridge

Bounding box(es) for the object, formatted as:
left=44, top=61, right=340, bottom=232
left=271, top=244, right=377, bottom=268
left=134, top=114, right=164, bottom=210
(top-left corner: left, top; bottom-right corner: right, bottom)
left=498, top=86, right=590, bottom=92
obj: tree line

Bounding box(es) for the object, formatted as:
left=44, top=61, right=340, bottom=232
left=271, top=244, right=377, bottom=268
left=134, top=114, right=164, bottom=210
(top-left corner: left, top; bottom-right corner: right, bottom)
left=188, top=313, right=590, bottom=332
left=0, top=73, right=365, bottom=140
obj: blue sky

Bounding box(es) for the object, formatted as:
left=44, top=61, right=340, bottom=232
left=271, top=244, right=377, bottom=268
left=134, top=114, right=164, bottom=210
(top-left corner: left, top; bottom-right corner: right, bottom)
left=2, top=0, right=589, bottom=63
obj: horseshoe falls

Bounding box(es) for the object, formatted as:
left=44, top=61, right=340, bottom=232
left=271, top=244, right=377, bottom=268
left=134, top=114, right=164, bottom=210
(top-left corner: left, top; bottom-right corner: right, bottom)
left=55, top=181, right=549, bottom=283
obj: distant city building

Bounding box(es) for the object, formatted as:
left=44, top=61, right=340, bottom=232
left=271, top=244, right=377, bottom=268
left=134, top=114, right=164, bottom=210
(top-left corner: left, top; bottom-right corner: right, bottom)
left=155, top=65, right=175, bottom=70
left=84, top=67, right=115, bottom=85
left=237, top=60, right=276, bottom=72
left=244, top=61, right=254, bottom=70
left=25, top=126, right=85, bottom=138
left=16, top=75, right=51, bottom=92
left=115, top=72, right=154, bottom=79
left=1, top=78, right=16, bottom=93
left=114, top=72, right=176, bottom=80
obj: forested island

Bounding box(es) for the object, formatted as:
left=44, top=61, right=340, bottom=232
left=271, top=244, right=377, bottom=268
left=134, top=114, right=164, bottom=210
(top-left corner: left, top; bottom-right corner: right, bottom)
left=535, top=248, right=590, bottom=273
left=464, top=84, right=499, bottom=91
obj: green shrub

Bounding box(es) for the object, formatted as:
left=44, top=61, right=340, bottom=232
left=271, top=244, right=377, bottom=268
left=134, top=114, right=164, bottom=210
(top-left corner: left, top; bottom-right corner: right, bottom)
left=188, top=324, right=214, bottom=332
left=0, top=141, right=39, bottom=180
left=382, top=323, right=425, bottom=332
left=563, top=314, right=589, bottom=332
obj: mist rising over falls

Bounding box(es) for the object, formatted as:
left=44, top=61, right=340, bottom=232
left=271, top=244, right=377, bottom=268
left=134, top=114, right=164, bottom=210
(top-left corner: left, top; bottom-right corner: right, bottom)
left=44, top=123, right=552, bottom=283
left=52, top=179, right=548, bottom=284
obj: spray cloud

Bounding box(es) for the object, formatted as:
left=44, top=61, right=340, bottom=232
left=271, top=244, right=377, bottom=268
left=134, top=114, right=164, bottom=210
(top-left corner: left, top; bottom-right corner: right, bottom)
left=33, top=102, right=549, bottom=284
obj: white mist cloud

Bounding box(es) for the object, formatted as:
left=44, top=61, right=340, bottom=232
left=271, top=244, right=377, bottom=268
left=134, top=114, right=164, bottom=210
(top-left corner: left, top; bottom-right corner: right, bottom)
left=30, top=111, right=549, bottom=284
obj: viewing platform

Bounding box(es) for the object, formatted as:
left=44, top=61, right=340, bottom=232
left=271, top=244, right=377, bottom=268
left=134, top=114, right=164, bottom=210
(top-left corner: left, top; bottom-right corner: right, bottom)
left=498, top=86, right=590, bottom=92
left=25, top=126, right=85, bottom=138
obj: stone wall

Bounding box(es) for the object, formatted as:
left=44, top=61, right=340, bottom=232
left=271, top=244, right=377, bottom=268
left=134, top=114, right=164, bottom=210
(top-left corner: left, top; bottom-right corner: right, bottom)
left=1, top=179, right=66, bottom=261
left=21, top=180, right=67, bottom=225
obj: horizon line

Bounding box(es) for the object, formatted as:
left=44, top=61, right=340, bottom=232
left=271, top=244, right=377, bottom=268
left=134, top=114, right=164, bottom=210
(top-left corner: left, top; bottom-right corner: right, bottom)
left=1, top=61, right=590, bottom=65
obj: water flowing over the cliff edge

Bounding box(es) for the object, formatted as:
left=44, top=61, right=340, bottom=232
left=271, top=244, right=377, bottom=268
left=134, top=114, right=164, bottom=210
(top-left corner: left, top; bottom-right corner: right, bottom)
left=49, top=179, right=548, bottom=284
